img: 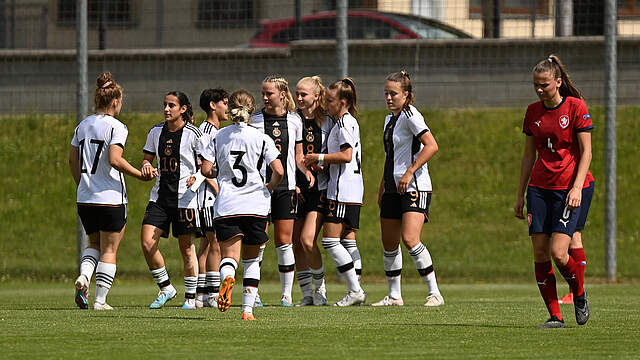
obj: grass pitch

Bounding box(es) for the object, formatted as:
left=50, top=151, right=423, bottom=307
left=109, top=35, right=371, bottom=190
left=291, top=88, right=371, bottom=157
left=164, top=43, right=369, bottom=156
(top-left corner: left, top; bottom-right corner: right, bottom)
left=1, top=282, right=639, bottom=359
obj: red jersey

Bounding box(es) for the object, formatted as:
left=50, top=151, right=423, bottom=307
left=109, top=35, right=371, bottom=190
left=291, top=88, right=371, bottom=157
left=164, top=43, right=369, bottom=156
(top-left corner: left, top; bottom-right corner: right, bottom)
left=523, top=96, right=594, bottom=190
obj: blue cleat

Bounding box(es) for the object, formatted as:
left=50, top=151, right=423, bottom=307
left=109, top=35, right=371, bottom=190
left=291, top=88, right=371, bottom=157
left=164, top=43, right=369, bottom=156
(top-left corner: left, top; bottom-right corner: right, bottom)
left=74, top=275, right=89, bottom=310
left=281, top=295, right=294, bottom=307
left=150, top=287, right=177, bottom=309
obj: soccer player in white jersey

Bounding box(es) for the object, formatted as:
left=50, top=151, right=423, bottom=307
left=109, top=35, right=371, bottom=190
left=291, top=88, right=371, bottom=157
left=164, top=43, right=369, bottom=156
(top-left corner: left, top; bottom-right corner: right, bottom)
left=293, top=76, right=333, bottom=306
left=70, top=72, right=154, bottom=310
left=250, top=76, right=313, bottom=306
left=193, top=88, right=228, bottom=307
left=198, top=90, right=283, bottom=320
left=372, top=70, right=444, bottom=307
left=140, top=91, right=206, bottom=310
left=304, top=78, right=366, bottom=306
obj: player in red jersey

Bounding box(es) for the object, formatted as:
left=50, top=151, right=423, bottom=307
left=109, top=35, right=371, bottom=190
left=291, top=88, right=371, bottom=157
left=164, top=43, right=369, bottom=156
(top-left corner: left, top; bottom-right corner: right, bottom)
left=514, top=55, right=594, bottom=328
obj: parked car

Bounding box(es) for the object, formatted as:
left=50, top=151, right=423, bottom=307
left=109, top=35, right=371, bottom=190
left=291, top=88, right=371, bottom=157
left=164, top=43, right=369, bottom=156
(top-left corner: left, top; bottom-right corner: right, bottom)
left=250, top=10, right=472, bottom=47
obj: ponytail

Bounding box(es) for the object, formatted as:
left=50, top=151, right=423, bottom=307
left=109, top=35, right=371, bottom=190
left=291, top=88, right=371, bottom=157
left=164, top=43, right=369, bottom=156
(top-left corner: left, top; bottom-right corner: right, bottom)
left=328, top=77, right=359, bottom=118
left=94, top=72, right=122, bottom=111
left=386, top=69, right=414, bottom=111
left=533, top=54, right=583, bottom=100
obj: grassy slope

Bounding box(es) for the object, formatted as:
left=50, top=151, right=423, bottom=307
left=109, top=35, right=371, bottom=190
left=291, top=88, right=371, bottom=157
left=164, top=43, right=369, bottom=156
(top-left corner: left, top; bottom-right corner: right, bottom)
left=0, top=107, right=638, bottom=281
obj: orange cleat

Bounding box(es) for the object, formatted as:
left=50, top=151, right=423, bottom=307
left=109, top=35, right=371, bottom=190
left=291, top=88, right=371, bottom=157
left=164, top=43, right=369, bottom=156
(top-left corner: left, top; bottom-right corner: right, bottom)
left=217, top=276, right=235, bottom=312
left=559, top=292, right=574, bottom=304
left=241, top=312, right=256, bottom=320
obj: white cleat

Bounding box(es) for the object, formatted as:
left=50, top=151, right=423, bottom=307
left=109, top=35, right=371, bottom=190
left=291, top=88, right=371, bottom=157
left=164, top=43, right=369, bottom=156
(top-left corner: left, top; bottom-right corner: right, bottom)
left=334, top=290, right=366, bottom=307
left=313, top=283, right=327, bottom=306
left=204, top=294, right=218, bottom=308
left=371, top=295, right=404, bottom=307
left=182, top=298, right=197, bottom=310
left=93, top=302, right=114, bottom=310
left=424, top=293, right=445, bottom=307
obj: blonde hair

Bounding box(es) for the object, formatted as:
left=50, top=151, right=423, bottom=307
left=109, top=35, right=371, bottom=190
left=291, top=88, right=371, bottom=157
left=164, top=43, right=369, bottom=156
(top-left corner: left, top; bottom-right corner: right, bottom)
left=94, top=72, right=122, bottom=111
left=328, top=77, right=358, bottom=118
left=297, top=75, right=326, bottom=121
left=228, top=89, right=255, bottom=123
left=533, top=54, right=583, bottom=100
left=263, top=75, right=295, bottom=113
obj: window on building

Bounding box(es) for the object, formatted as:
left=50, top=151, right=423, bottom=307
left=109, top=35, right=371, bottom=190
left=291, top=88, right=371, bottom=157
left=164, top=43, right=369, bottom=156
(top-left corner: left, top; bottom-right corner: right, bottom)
left=197, top=0, right=255, bottom=28
left=57, top=0, right=136, bottom=27
left=469, top=0, right=551, bottom=18
left=618, top=0, right=640, bottom=16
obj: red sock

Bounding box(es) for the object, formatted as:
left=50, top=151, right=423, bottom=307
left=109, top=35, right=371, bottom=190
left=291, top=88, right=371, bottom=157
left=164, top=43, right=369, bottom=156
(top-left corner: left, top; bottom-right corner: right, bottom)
left=568, top=248, right=586, bottom=293
left=558, top=257, right=584, bottom=296
left=535, top=261, right=561, bottom=320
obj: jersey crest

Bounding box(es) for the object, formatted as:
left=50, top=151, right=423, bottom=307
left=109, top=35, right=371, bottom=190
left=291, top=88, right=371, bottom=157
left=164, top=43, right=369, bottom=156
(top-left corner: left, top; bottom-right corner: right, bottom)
left=559, top=115, right=570, bottom=129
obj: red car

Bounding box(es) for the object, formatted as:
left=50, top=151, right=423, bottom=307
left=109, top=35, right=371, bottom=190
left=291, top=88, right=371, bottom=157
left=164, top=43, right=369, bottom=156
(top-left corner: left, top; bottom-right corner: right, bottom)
left=250, top=10, right=472, bottom=48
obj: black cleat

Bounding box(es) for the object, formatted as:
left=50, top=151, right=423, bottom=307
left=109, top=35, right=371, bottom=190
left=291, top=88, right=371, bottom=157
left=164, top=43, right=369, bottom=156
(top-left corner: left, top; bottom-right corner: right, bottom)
left=538, top=315, right=566, bottom=328
left=574, top=290, right=590, bottom=325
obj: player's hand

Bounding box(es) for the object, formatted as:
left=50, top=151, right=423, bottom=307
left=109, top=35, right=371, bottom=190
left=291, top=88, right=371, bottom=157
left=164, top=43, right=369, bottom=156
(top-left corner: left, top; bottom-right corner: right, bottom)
left=305, top=171, right=315, bottom=188
left=566, top=187, right=582, bottom=210
left=186, top=176, right=195, bottom=188
left=514, top=197, right=525, bottom=219
left=397, top=170, right=413, bottom=194
left=296, top=186, right=306, bottom=204
left=311, top=163, right=324, bottom=172
left=141, top=163, right=156, bottom=180
left=304, top=153, right=319, bottom=167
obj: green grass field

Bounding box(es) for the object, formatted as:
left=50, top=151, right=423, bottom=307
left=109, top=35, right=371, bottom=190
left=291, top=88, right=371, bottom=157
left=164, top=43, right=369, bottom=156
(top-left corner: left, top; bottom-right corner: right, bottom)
left=1, top=281, right=639, bottom=359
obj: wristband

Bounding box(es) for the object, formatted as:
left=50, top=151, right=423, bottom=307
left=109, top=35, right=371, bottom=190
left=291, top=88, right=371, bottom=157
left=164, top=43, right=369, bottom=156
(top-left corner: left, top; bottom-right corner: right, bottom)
left=189, top=170, right=207, bottom=192
left=142, top=162, right=152, bottom=168
left=317, top=154, right=325, bottom=163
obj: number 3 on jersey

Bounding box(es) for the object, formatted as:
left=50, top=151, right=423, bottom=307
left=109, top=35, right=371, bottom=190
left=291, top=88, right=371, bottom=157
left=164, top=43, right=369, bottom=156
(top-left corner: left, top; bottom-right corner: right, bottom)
left=230, top=150, right=247, bottom=187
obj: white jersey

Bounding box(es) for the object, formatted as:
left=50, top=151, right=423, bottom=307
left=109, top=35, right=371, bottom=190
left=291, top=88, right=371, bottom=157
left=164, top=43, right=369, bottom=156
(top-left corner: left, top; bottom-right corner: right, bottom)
left=201, top=122, right=280, bottom=218
left=382, top=105, right=433, bottom=193
left=326, top=112, right=363, bottom=204
left=198, top=121, right=219, bottom=209
left=143, top=121, right=205, bottom=209
left=250, top=109, right=302, bottom=191
left=71, top=114, right=129, bottom=205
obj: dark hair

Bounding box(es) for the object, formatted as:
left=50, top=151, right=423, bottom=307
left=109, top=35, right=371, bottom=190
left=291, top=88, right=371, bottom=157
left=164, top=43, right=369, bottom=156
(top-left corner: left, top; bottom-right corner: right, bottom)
left=94, top=72, right=122, bottom=111
left=386, top=70, right=414, bottom=111
left=328, top=77, right=358, bottom=117
left=533, top=54, right=583, bottom=100
left=199, top=87, right=229, bottom=114
left=166, top=91, right=194, bottom=124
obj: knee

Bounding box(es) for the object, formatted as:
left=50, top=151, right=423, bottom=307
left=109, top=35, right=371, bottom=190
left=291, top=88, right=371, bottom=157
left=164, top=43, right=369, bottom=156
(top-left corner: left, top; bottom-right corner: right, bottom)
left=550, top=249, right=567, bottom=264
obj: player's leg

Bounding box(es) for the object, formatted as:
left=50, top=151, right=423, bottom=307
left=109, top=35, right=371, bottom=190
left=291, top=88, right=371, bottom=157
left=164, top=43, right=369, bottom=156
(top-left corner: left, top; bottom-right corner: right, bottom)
left=301, top=211, right=326, bottom=306
left=178, top=233, right=198, bottom=309
left=217, top=236, right=241, bottom=312
left=532, top=233, right=565, bottom=328
left=93, top=224, right=125, bottom=310
left=75, top=205, right=101, bottom=309
left=293, top=218, right=313, bottom=306
left=141, top=224, right=176, bottom=308
left=204, top=231, right=221, bottom=307
left=274, top=219, right=295, bottom=306
left=195, top=235, right=210, bottom=308
left=372, top=218, right=403, bottom=306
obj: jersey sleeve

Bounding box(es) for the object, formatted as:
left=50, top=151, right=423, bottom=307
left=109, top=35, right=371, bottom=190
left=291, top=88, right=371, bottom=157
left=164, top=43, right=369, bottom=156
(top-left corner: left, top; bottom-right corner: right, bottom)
left=200, top=138, right=216, bottom=163
left=110, top=121, right=128, bottom=148
left=407, top=112, right=430, bottom=138
left=263, top=134, right=280, bottom=165
left=338, top=122, right=355, bottom=150
left=143, top=128, right=157, bottom=155
left=71, top=126, right=80, bottom=147
left=293, top=113, right=303, bottom=143
left=574, top=100, right=594, bottom=132
left=522, top=107, right=533, bottom=136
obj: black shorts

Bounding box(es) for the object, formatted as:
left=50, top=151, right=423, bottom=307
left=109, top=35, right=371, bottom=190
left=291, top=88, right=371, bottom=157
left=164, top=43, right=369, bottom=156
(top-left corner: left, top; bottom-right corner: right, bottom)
left=214, top=216, right=269, bottom=245
left=199, top=206, right=216, bottom=234
left=526, top=182, right=594, bottom=237
left=380, top=191, right=431, bottom=223
left=324, top=199, right=360, bottom=230
left=270, top=189, right=297, bottom=221
left=142, top=201, right=199, bottom=238
left=77, top=204, right=126, bottom=235
left=297, top=189, right=327, bottom=218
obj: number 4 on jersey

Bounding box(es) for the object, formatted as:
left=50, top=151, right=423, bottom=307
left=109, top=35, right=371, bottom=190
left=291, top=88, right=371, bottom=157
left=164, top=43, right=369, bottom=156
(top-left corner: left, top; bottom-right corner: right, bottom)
left=547, top=138, right=556, bottom=153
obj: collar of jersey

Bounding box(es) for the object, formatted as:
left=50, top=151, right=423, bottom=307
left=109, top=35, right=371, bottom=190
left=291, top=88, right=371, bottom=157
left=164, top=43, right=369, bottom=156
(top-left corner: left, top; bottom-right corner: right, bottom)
left=542, top=96, right=566, bottom=111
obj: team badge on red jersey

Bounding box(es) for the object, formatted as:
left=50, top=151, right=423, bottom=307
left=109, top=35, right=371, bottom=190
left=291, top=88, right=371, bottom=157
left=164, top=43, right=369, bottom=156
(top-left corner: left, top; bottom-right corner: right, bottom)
left=559, top=115, right=570, bottom=129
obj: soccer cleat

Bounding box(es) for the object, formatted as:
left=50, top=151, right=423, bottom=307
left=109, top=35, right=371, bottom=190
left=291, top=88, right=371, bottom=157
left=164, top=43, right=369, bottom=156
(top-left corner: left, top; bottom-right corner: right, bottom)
left=93, top=302, right=113, bottom=310
left=195, top=294, right=205, bottom=308
left=204, top=294, right=218, bottom=308
left=424, top=293, right=445, bottom=307
left=559, top=292, right=574, bottom=304
left=241, top=312, right=256, bottom=320
left=253, top=293, right=263, bottom=307
left=297, top=296, right=314, bottom=306
left=217, top=276, right=235, bottom=312
left=313, top=282, right=327, bottom=306
left=334, top=290, right=366, bottom=307
left=538, top=315, right=566, bottom=328
left=281, top=295, right=294, bottom=307
left=182, top=298, right=197, bottom=310
left=371, top=295, right=404, bottom=307
left=74, top=275, right=89, bottom=310
left=574, top=291, right=590, bottom=325
left=149, top=286, right=177, bottom=309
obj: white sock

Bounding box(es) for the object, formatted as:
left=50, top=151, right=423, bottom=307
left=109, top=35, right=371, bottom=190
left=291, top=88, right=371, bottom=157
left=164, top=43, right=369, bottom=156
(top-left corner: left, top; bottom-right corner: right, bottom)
left=310, top=266, right=325, bottom=290
left=383, top=246, right=403, bottom=299
left=258, top=244, right=266, bottom=266
left=151, top=266, right=171, bottom=289
left=297, top=270, right=313, bottom=298
left=197, top=273, right=206, bottom=295
left=94, top=262, right=116, bottom=304
left=322, top=237, right=361, bottom=293
left=276, top=244, right=295, bottom=298
left=206, top=271, right=220, bottom=295
left=409, top=242, right=440, bottom=295
left=79, top=248, right=100, bottom=283
left=219, top=258, right=238, bottom=282
left=184, top=276, right=197, bottom=299
left=341, top=239, right=362, bottom=281
left=242, top=258, right=260, bottom=314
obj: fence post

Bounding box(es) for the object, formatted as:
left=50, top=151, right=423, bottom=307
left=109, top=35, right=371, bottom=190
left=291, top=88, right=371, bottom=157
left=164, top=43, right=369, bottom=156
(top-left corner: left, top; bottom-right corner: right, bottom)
left=336, top=0, right=347, bottom=78
left=76, top=0, right=88, bottom=271
left=604, top=0, right=617, bottom=282
left=555, top=0, right=573, bottom=36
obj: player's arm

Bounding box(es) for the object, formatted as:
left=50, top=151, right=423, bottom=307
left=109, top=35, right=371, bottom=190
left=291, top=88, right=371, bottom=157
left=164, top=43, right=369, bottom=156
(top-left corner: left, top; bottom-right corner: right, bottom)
left=397, top=131, right=438, bottom=194
left=304, top=145, right=352, bottom=166
left=69, top=146, right=81, bottom=186
left=514, top=135, right=536, bottom=219
left=200, top=159, right=216, bottom=178
left=109, top=145, right=146, bottom=180
left=141, top=153, right=157, bottom=179
left=295, top=142, right=315, bottom=188
left=566, top=131, right=592, bottom=209
left=267, top=158, right=284, bottom=193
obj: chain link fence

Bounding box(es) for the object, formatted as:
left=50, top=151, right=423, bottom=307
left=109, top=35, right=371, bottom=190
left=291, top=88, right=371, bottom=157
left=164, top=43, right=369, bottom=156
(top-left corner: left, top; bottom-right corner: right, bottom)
left=1, top=0, right=639, bottom=114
